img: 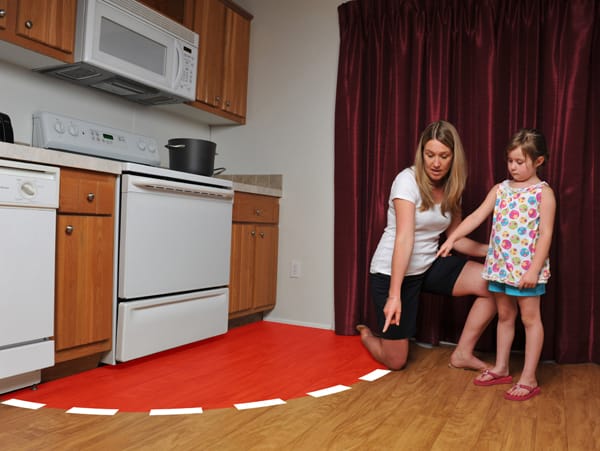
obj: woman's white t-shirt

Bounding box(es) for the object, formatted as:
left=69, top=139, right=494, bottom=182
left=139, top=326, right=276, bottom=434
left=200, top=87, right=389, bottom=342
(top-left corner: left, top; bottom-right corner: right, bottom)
left=370, top=167, right=453, bottom=276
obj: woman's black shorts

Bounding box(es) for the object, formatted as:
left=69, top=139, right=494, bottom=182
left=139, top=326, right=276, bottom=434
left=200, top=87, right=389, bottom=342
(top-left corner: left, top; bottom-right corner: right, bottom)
left=369, top=255, right=468, bottom=340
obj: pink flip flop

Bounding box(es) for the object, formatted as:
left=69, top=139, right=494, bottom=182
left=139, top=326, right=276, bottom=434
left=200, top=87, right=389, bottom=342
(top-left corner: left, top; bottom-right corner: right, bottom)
left=504, top=384, right=541, bottom=401
left=473, top=369, right=513, bottom=386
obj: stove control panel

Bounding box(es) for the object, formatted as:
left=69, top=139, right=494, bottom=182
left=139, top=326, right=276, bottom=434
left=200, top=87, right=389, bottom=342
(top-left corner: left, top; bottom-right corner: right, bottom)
left=32, top=111, right=160, bottom=167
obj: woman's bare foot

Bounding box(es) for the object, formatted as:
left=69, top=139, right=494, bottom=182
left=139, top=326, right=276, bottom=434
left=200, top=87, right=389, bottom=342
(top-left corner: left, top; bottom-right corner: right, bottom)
left=449, top=349, right=489, bottom=371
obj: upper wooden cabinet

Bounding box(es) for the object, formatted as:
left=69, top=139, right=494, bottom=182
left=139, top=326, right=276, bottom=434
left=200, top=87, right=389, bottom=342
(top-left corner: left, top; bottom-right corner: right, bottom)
left=135, top=0, right=187, bottom=23
left=0, top=0, right=7, bottom=32
left=139, top=0, right=252, bottom=123
left=221, top=7, right=251, bottom=119
left=0, top=0, right=76, bottom=62
left=187, top=0, right=252, bottom=123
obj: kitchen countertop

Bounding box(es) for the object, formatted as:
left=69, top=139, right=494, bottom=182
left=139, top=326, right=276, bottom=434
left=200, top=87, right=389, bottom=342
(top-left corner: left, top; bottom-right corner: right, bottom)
left=0, top=141, right=122, bottom=174
left=1, top=142, right=283, bottom=197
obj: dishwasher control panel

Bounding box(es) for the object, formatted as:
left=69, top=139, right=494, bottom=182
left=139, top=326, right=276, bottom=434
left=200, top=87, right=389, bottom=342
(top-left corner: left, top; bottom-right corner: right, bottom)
left=0, top=159, right=60, bottom=208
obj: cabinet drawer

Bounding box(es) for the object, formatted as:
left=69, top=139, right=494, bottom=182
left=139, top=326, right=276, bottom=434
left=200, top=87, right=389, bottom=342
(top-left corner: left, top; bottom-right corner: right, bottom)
left=232, top=192, right=279, bottom=223
left=59, top=168, right=116, bottom=215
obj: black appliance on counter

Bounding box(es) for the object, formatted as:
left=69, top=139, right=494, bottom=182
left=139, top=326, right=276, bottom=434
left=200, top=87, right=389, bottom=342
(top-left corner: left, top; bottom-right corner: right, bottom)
left=0, top=113, right=14, bottom=143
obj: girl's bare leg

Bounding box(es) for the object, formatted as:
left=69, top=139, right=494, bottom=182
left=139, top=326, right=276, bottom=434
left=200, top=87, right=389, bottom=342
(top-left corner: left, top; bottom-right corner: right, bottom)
left=450, top=261, right=497, bottom=370
left=476, top=293, right=517, bottom=382
left=507, top=296, right=543, bottom=396
left=357, top=326, right=409, bottom=370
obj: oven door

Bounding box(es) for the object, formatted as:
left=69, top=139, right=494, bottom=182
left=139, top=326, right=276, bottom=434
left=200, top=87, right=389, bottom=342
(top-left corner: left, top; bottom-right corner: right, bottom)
left=118, top=174, right=233, bottom=299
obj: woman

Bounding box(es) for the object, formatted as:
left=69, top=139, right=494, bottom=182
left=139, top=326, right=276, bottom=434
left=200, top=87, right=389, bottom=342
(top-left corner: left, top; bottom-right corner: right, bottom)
left=357, top=120, right=496, bottom=370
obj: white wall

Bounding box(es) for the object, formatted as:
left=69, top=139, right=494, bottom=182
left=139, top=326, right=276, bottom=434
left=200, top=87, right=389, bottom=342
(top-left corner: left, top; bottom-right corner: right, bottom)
left=0, top=60, right=211, bottom=166
left=212, top=0, right=341, bottom=329
left=0, top=0, right=342, bottom=330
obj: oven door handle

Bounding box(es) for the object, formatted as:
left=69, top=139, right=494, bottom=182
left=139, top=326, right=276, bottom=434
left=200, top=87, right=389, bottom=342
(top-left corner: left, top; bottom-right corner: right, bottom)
left=129, top=179, right=234, bottom=201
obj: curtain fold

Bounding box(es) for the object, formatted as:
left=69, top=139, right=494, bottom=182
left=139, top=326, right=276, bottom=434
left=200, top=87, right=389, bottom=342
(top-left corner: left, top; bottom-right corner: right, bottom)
left=334, top=0, right=600, bottom=363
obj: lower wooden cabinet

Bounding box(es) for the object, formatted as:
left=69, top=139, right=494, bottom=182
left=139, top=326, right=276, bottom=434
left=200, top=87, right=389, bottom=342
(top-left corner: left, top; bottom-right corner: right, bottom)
left=229, top=192, right=279, bottom=318
left=53, top=168, right=116, bottom=363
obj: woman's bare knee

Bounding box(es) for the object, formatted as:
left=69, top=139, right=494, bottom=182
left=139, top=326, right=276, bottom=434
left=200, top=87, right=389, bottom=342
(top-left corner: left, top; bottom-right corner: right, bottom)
left=386, top=355, right=408, bottom=371
left=381, top=339, right=409, bottom=370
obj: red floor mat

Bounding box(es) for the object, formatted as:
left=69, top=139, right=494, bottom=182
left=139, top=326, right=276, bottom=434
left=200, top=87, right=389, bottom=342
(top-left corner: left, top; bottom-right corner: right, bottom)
left=3, top=322, right=381, bottom=412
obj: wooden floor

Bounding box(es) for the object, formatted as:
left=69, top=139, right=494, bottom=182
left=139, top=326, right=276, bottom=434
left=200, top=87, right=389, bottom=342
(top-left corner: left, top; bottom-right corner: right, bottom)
left=1, top=344, right=599, bottom=450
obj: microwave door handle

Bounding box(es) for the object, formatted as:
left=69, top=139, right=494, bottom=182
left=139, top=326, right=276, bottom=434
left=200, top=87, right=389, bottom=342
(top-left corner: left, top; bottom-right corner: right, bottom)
left=174, top=45, right=182, bottom=85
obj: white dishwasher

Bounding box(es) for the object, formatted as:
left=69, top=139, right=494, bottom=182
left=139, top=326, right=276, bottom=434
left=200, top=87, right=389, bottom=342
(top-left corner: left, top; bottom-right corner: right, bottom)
left=0, top=159, right=59, bottom=394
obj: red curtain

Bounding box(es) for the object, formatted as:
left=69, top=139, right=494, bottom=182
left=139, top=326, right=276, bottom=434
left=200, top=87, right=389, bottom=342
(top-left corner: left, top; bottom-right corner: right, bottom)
left=334, top=0, right=600, bottom=363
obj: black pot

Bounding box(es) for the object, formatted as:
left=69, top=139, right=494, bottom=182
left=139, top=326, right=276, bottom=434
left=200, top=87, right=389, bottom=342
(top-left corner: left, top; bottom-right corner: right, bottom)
left=165, top=138, right=225, bottom=176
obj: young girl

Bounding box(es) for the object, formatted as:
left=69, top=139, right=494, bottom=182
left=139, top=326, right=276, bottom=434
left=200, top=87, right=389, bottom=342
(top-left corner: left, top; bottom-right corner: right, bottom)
left=438, top=129, right=556, bottom=401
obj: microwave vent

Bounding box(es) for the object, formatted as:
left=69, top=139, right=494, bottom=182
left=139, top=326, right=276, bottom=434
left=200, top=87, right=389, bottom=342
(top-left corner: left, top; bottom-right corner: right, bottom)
left=55, top=65, right=101, bottom=81
left=136, top=95, right=180, bottom=105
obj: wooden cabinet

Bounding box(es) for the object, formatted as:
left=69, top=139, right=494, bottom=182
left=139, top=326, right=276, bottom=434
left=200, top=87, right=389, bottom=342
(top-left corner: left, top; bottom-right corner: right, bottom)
left=54, top=168, right=116, bottom=363
left=229, top=192, right=279, bottom=318
left=138, top=0, right=252, bottom=124
left=188, top=0, right=252, bottom=123
left=134, top=0, right=188, bottom=23
left=0, top=0, right=76, bottom=62
left=0, top=0, right=7, bottom=31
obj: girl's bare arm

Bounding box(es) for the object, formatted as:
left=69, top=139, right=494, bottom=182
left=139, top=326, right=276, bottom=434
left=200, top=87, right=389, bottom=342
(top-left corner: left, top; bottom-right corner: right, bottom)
left=438, top=184, right=499, bottom=257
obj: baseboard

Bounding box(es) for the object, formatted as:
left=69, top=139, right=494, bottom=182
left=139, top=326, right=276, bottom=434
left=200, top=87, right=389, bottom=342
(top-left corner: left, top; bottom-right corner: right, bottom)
left=228, top=312, right=263, bottom=329
left=41, top=354, right=103, bottom=382
left=262, top=316, right=333, bottom=330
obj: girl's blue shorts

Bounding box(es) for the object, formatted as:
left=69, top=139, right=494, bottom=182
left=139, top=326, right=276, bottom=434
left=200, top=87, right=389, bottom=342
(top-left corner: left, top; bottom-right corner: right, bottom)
left=488, top=281, right=546, bottom=297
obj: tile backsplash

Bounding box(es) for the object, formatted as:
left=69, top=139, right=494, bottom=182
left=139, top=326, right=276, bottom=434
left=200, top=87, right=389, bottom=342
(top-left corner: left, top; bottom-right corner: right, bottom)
left=218, top=174, right=282, bottom=191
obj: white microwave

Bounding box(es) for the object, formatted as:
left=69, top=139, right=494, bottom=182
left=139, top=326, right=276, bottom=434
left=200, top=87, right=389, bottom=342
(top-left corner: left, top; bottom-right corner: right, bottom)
left=37, top=0, right=198, bottom=105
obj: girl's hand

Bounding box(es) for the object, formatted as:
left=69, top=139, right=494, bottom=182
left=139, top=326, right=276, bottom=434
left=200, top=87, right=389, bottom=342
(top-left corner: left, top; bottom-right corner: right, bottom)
left=382, top=296, right=401, bottom=333
left=437, top=239, right=454, bottom=258
left=519, top=270, right=538, bottom=290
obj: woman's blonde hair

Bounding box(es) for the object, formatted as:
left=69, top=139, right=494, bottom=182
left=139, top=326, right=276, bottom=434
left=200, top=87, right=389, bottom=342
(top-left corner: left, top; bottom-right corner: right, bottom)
left=414, top=120, right=466, bottom=217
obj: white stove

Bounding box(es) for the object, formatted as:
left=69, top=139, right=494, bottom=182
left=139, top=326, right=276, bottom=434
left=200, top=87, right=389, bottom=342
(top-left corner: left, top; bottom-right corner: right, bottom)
left=33, top=112, right=233, bottom=363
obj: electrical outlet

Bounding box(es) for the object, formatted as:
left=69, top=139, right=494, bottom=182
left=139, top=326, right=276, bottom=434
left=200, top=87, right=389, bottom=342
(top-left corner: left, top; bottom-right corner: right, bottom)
left=290, top=260, right=302, bottom=278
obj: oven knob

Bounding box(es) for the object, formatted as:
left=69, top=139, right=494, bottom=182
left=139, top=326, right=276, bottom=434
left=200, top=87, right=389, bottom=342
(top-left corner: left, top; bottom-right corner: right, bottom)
left=20, top=181, right=36, bottom=197
left=54, top=120, right=65, bottom=134
left=68, top=124, right=79, bottom=137
left=137, top=141, right=147, bottom=151
left=148, top=142, right=157, bottom=153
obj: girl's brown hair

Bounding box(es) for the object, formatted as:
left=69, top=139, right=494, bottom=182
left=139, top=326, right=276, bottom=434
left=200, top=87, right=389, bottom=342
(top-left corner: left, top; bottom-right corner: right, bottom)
left=506, top=128, right=549, bottom=167
left=414, top=120, right=466, bottom=217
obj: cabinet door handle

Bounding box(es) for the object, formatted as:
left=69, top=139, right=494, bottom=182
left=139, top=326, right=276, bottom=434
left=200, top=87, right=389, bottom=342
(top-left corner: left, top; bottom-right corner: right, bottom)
left=65, top=225, right=74, bottom=235
left=225, top=100, right=231, bottom=107
left=87, top=192, right=95, bottom=202
left=0, top=9, right=6, bottom=18
left=250, top=230, right=256, bottom=236
left=255, top=209, right=262, bottom=216
left=259, top=232, right=265, bottom=238
left=215, top=96, right=221, bottom=104
left=25, top=20, right=33, bottom=29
